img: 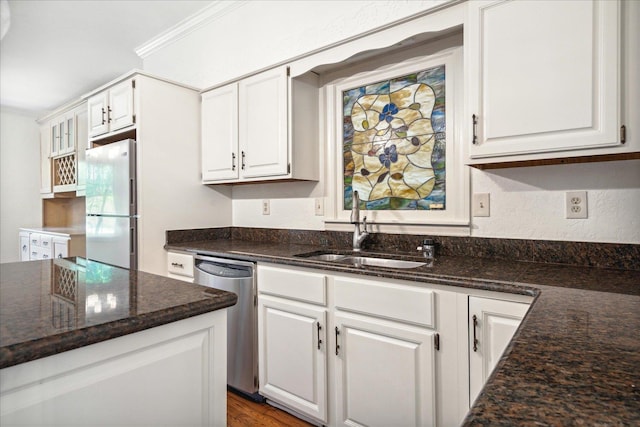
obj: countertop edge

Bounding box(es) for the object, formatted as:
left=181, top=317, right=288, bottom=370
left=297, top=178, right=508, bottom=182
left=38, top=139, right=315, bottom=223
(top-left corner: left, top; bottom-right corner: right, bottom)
left=0, top=288, right=236, bottom=370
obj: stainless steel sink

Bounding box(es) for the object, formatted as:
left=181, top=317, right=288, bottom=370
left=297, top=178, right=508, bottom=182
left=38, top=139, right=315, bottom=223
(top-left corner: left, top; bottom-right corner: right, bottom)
left=341, top=256, right=426, bottom=269
left=310, top=254, right=348, bottom=261
left=294, top=251, right=426, bottom=269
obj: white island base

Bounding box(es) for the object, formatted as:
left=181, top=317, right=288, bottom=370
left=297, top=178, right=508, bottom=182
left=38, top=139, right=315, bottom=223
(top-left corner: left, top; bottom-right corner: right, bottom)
left=1, top=310, right=227, bottom=426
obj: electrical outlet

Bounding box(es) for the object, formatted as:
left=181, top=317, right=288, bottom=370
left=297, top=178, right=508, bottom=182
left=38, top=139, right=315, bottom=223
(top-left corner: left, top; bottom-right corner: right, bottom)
left=314, top=198, right=324, bottom=216
left=262, top=200, right=270, bottom=215
left=565, top=191, right=587, bottom=219
left=472, top=193, right=490, bottom=217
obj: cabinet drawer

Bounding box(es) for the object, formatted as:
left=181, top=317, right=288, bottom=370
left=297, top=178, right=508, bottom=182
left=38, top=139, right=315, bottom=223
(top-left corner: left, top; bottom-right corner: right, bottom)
left=39, top=247, right=52, bottom=260
left=258, top=265, right=327, bottom=305
left=30, top=246, right=52, bottom=260
left=30, top=233, right=42, bottom=247
left=40, top=236, right=52, bottom=250
left=167, top=252, right=194, bottom=278
left=334, top=277, right=435, bottom=328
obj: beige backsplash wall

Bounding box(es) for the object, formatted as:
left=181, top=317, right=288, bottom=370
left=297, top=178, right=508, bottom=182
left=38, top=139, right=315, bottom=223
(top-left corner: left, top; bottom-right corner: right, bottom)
left=43, top=198, right=86, bottom=229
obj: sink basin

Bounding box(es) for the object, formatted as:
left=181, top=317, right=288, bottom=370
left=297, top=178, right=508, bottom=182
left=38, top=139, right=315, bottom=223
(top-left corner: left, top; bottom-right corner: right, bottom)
left=341, top=256, right=426, bottom=269
left=309, top=254, right=348, bottom=261
left=294, top=251, right=427, bottom=269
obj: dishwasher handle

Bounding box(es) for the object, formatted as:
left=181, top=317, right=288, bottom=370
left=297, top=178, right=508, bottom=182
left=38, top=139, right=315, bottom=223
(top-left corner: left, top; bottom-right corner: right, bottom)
left=194, top=254, right=255, bottom=279
left=194, top=254, right=256, bottom=268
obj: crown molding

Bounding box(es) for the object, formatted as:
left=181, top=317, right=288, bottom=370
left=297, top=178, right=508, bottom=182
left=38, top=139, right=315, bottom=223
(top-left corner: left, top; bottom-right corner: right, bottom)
left=135, top=0, right=249, bottom=59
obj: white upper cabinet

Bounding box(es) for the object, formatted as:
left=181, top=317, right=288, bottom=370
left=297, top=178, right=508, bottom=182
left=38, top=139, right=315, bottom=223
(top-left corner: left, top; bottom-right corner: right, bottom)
left=38, top=102, right=87, bottom=196
left=201, top=83, right=239, bottom=182
left=238, top=66, right=289, bottom=179
left=466, top=0, right=621, bottom=163
left=39, top=125, right=52, bottom=196
left=108, top=79, right=136, bottom=133
left=201, top=66, right=319, bottom=184
left=88, top=78, right=135, bottom=138
left=50, top=116, right=64, bottom=157
left=87, top=92, right=109, bottom=137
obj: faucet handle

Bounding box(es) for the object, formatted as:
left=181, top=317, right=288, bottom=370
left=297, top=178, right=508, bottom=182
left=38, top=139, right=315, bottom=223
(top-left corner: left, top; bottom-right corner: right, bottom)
left=362, top=216, right=367, bottom=232
left=417, top=238, right=435, bottom=259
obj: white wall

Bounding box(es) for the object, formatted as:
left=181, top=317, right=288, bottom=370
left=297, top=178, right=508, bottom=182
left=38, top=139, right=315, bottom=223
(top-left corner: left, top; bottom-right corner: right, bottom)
left=143, top=0, right=640, bottom=244
left=143, top=0, right=447, bottom=90
left=0, top=110, right=42, bottom=263
left=471, top=161, right=640, bottom=244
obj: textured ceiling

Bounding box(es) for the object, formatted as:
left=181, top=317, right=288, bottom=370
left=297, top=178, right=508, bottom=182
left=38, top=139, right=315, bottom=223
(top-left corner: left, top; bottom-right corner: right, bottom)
left=0, top=0, right=213, bottom=117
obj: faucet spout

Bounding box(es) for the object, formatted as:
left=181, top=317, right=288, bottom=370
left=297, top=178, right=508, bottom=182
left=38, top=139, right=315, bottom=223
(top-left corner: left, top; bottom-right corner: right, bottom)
left=351, top=191, right=360, bottom=224
left=351, top=191, right=369, bottom=251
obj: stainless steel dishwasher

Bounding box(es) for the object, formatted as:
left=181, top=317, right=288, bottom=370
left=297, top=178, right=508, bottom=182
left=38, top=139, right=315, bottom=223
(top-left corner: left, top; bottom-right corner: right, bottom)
left=193, top=254, right=262, bottom=401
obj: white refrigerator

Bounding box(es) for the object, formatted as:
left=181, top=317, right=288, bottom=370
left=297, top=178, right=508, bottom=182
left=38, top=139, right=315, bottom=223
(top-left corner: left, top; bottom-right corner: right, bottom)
left=85, top=139, right=137, bottom=270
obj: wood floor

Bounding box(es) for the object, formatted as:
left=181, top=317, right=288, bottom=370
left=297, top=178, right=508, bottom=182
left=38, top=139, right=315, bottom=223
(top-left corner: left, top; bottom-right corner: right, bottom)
left=227, top=391, right=313, bottom=427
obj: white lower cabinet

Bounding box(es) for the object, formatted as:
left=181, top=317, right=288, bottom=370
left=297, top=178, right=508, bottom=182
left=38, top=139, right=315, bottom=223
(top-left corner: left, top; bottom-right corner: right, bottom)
left=468, top=296, right=530, bottom=405
left=258, top=263, right=533, bottom=426
left=19, top=232, right=30, bottom=261
left=19, top=229, right=86, bottom=261
left=334, top=312, right=436, bottom=427
left=257, top=264, right=456, bottom=426
left=52, top=237, right=69, bottom=259
left=1, top=311, right=227, bottom=426
left=258, top=295, right=327, bottom=421
left=166, top=251, right=195, bottom=282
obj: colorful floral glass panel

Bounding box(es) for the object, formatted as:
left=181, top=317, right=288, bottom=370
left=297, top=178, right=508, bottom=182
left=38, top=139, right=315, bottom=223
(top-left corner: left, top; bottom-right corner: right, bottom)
left=343, top=65, right=445, bottom=211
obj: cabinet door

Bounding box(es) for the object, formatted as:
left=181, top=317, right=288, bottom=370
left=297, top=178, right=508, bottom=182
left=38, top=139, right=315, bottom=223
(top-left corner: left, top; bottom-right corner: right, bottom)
left=201, top=84, right=239, bottom=182
left=467, top=0, right=620, bottom=160
left=19, top=234, right=30, bottom=261
left=53, top=238, right=69, bottom=259
left=334, top=312, right=436, bottom=427
left=40, top=125, right=52, bottom=194
left=88, top=93, right=109, bottom=137
left=50, top=120, right=61, bottom=157
left=238, top=66, right=289, bottom=179
left=258, top=295, right=327, bottom=422
left=75, top=106, right=88, bottom=194
left=108, top=79, right=135, bottom=133
left=468, top=296, right=529, bottom=404
left=62, top=112, right=75, bottom=155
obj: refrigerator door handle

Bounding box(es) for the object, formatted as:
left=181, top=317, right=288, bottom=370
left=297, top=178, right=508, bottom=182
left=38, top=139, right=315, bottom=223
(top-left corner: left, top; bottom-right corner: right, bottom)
left=130, top=178, right=135, bottom=207
left=129, top=224, right=137, bottom=270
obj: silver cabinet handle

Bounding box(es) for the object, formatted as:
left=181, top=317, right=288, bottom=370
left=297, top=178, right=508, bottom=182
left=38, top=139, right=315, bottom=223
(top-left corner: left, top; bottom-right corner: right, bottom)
left=241, top=151, right=246, bottom=170
left=335, top=327, right=340, bottom=356
left=171, top=262, right=184, bottom=268
left=101, top=107, right=106, bottom=125
left=232, top=153, right=236, bottom=171
left=472, top=114, right=478, bottom=145
left=472, top=314, right=479, bottom=352
left=317, top=322, right=322, bottom=350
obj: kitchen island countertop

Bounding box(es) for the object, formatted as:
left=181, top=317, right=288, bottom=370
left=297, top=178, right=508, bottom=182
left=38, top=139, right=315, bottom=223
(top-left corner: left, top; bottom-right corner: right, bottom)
left=166, top=237, right=640, bottom=426
left=0, top=257, right=237, bottom=369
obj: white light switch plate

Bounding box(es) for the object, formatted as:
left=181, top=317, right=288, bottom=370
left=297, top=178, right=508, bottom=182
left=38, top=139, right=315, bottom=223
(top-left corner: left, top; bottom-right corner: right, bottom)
left=472, top=193, right=490, bottom=217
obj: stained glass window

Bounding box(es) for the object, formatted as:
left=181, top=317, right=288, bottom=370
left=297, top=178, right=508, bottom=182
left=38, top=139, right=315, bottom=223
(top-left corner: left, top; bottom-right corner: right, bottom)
left=343, top=64, right=446, bottom=211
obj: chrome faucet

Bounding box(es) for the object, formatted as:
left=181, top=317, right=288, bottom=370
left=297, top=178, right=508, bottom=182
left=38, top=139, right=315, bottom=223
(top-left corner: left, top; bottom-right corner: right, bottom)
left=350, top=190, right=369, bottom=251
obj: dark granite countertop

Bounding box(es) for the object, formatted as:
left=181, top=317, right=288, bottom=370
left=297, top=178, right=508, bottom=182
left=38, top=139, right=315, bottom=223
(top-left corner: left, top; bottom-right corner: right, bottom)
left=0, top=257, right=237, bottom=369
left=167, top=237, right=640, bottom=426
